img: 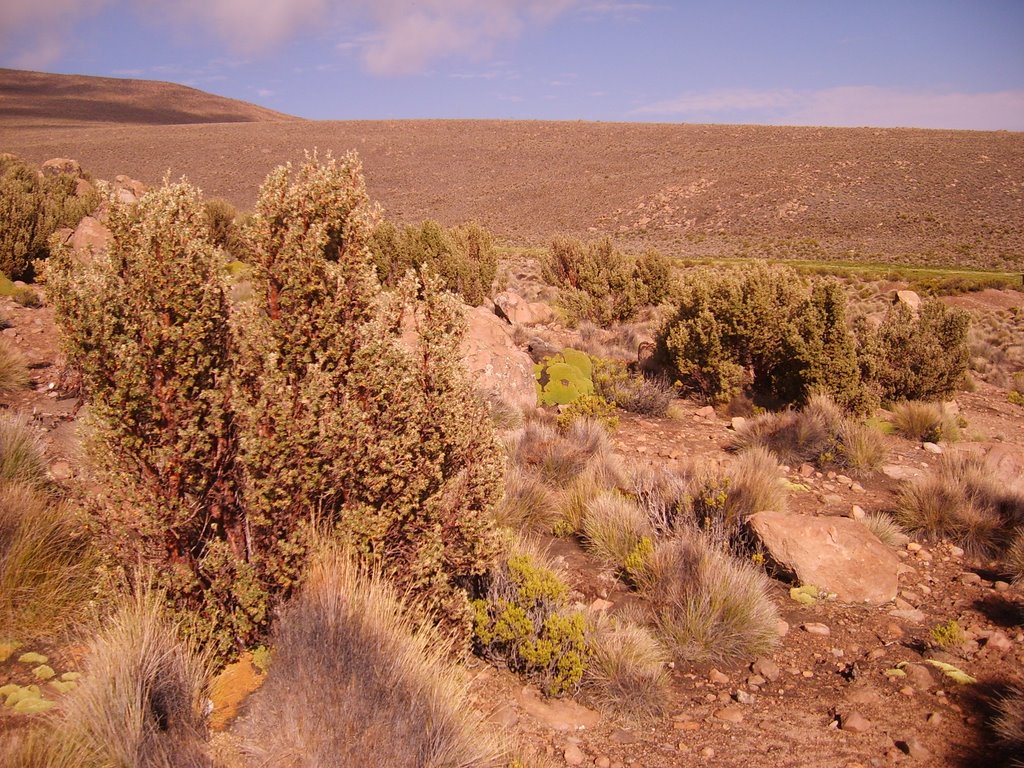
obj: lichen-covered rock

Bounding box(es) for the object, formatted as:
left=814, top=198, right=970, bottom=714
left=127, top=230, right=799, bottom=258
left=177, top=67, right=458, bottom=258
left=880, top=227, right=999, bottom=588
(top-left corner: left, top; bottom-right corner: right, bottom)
left=461, top=305, right=537, bottom=408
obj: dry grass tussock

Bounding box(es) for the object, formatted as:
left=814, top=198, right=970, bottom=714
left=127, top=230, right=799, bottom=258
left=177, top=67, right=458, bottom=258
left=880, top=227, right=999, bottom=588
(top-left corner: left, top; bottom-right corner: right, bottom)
left=584, top=616, right=671, bottom=720
left=19, top=588, right=212, bottom=768
left=1004, top=532, right=1024, bottom=585
left=581, top=492, right=652, bottom=567
left=0, top=413, right=48, bottom=488
left=637, top=535, right=779, bottom=664
left=896, top=453, right=1024, bottom=558
left=732, top=393, right=887, bottom=475
left=493, top=465, right=556, bottom=533
left=860, top=512, right=910, bottom=550
left=890, top=400, right=960, bottom=443
left=0, top=482, right=95, bottom=639
left=994, top=686, right=1024, bottom=767
left=629, top=464, right=690, bottom=535
left=239, top=540, right=505, bottom=768
left=0, top=339, right=30, bottom=395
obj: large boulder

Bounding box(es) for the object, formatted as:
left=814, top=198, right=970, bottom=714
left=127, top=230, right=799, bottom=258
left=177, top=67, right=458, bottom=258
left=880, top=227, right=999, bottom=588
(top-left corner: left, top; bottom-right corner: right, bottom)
left=40, top=158, right=83, bottom=178
left=894, top=290, right=921, bottom=312
left=747, top=511, right=899, bottom=605
left=112, top=174, right=147, bottom=204
left=461, top=306, right=537, bottom=408
left=69, top=216, right=111, bottom=262
left=493, top=291, right=554, bottom=326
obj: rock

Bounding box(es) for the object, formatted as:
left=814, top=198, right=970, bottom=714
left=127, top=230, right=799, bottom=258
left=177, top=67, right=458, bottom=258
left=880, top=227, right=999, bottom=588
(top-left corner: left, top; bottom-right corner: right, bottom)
left=708, top=669, right=729, bottom=685
left=798, top=463, right=815, bottom=477
left=840, top=711, right=872, bottom=733
left=488, top=703, right=519, bottom=728
left=700, top=747, right=715, bottom=758
left=713, top=706, right=744, bottom=723
left=802, top=622, right=831, bottom=636
left=984, top=631, right=1012, bottom=652
left=69, top=216, right=111, bottom=262
left=730, top=416, right=746, bottom=431
left=461, top=306, right=538, bottom=409
left=40, top=157, right=83, bottom=178
left=889, top=608, right=927, bottom=624
left=595, top=757, right=611, bottom=768
left=696, top=405, right=715, bottom=419
left=113, top=174, right=147, bottom=203
left=516, top=687, right=601, bottom=731
left=747, top=511, right=900, bottom=604
left=776, top=619, right=790, bottom=637
left=882, top=464, right=920, bottom=481
left=525, top=336, right=560, bottom=363
left=589, top=598, right=614, bottom=613
left=894, top=290, right=921, bottom=312
left=608, top=728, right=636, bottom=744
left=961, top=572, right=982, bottom=586
left=922, top=442, right=943, bottom=454
left=75, top=177, right=95, bottom=198
left=902, top=663, right=936, bottom=691
left=48, top=461, right=73, bottom=481
left=898, top=736, right=931, bottom=761
left=846, top=684, right=882, bottom=706
left=752, top=657, right=781, bottom=682
left=733, top=689, right=755, bottom=704
left=994, top=581, right=1010, bottom=593
left=563, top=743, right=586, bottom=766
left=493, top=291, right=553, bottom=325
left=849, top=505, right=866, bottom=520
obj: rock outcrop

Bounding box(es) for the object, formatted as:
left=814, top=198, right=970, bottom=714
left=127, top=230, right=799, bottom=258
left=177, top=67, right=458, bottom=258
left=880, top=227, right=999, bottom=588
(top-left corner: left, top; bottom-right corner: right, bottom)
left=461, top=306, right=537, bottom=408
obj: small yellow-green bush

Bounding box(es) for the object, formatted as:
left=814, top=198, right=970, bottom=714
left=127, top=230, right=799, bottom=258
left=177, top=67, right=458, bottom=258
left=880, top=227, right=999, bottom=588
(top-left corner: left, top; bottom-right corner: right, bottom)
left=473, top=553, right=590, bottom=696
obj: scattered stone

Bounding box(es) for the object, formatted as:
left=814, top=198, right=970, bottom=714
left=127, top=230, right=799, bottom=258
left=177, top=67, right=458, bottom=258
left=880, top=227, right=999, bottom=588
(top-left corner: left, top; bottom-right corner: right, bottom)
left=595, top=757, right=611, bottom=768
left=700, top=747, right=715, bottom=759
left=895, top=290, right=922, bottom=312
left=846, top=684, right=882, bottom=706
left=776, top=620, right=790, bottom=637
left=608, top=728, right=636, bottom=744
left=802, top=622, right=831, bottom=636
left=714, top=706, right=744, bottom=723
left=882, top=464, right=920, bottom=481
left=747, top=512, right=900, bottom=604
left=489, top=703, right=519, bottom=728
left=516, top=687, right=601, bottom=731
left=922, top=442, right=943, bottom=454
left=840, top=711, right=872, bottom=733
left=960, top=572, right=982, bottom=586
left=730, top=416, right=746, bottom=431
left=994, top=580, right=1010, bottom=593
left=949, top=545, right=964, bottom=558
left=589, top=598, right=614, bottom=613
left=798, top=463, right=815, bottom=477
left=734, top=690, right=755, bottom=705
left=747, top=675, right=765, bottom=687
left=899, top=686, right=915, bottom=697
left=564, top=743, right=586, bottom=766
left=927, top=712, right=942, bottom=726
left=898, top=736, right=931, bottom=761
left=49, top=460, right=73, bottom=481
left=708, top=669, right=729, bottom=685
left=889, top=608, right=927, bottom=624
left=849, top=505, right=866, bottom=520
left=752, top=657, right=781, bottom=682
left=902, top=663, right=936, bottom=691
left=696, top=405, right=715, bottom=418
left=906, top=542, right=922, bottom=552
left=984, top=631, right=1013, bottom=652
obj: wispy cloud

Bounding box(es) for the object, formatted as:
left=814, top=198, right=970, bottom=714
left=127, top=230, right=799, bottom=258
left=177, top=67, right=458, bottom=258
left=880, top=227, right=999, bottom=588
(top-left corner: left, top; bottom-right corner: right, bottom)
left=634, top=86, right=1024, bottom=130
left=0, top=0, right=110, bottom=67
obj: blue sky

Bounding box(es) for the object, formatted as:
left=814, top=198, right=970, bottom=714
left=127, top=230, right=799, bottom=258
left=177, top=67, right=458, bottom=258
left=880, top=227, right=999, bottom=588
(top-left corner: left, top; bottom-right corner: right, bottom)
left=2, top=1, right=1023, bottom=128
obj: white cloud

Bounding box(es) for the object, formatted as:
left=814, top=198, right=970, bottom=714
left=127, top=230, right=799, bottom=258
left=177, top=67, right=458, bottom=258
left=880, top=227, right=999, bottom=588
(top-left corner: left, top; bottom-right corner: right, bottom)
left=0, top=0, right=110, bottom=67
left=634, top=86, right=1024, bottom=131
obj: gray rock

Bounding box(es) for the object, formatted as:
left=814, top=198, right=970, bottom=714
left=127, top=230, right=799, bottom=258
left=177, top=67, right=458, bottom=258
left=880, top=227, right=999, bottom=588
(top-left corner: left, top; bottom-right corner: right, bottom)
left=922, top=442, right=943, bottom=454
left=747, top=511, right=900, bottom=604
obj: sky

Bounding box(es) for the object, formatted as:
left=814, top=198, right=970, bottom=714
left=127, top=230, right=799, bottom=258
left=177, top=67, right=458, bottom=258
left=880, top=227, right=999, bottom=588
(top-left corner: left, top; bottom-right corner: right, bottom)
left=1, top=1, right=1023, bottom=129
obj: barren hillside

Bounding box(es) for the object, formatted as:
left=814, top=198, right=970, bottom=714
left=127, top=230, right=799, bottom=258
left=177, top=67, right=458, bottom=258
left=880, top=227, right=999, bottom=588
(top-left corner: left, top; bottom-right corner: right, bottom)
left=0, top=68, right=297, bottom=127
left=2, top=70, right=1022, bottom=268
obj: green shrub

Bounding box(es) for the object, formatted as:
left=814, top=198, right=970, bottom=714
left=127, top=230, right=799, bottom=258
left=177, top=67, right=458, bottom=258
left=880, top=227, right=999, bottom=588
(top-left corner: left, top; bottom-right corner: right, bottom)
left=658, top=266, right=868, bottom=409
left=203, top=197, right=238, bottom=252
left=857, top=299, right=970, bottom=401
left=535, top=348, right=594, bottom=405
left=240, top=540, right=505, bottom=767
left=541, top=237, right=673, bottom=326
left=0, top=155, right=97, bottom=280
left=368, top=219, right=497, bottom=305
left=12, top=286, right=42, bottom=308
left=473, top=552, right=590, bottom=697
left=930, top=619, right=965, bottom=648
left=556, top=394, right=618, bottom=431
left=232, top=153, right=502, bottom=647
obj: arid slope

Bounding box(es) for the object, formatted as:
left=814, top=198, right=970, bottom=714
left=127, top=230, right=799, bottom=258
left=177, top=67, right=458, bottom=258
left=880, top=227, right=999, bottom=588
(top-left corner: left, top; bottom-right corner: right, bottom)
left=2, top=70, right=1023, bottom=268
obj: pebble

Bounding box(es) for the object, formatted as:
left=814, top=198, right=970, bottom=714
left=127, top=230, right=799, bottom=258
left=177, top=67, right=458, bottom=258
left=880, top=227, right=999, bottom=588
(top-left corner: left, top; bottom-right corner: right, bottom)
left=840, top=711, right=872, bottom=733
left=902, top=663, right=935, bottom=691
left=900, top=736, right=931, bottom=761
left=802, top=622, right=831, bottom=636
left=708, top=668, right=729, bottom=685
left=734, top=690, right=755, bottom=704
left=752, top=657, right=781, bottom=682
left=961, top=572, right=981, bottom=585
left=899, top=686, right=915, bottom=697
left=595, top=757, right=611, bottom=768
left=927, top=712, right=942, bottom=726
left=907, top=542, right=922, bottom=552
left=849, top=505, right=866, bottom=520
left=589, top=598, right=614, bottom=612
left=776, top=620, right=790, bottom=637
left=564, top=744, right=586, bottom=766
left=949, top=545, right=965, bottom=558
left=985, top=631, right=1013, bottom=652
left=700, top=747, right=715, bottom=759
left=713, top=706, right=744, bottom=724
left=994, top=581, right=1010, bottom=592
left=922, top=442, right=943, bottom=454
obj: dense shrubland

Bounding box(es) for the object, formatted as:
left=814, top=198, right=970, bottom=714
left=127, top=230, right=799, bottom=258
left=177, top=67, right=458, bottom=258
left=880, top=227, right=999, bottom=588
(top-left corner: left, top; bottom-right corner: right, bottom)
left=0, top=155, right=98, bottom=280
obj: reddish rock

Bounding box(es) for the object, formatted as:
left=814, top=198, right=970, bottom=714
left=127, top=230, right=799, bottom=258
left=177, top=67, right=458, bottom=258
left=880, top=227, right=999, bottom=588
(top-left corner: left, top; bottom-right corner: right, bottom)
left=747, top=511, right=900, bottom=604
left=461, top=306, right=537, bottom=409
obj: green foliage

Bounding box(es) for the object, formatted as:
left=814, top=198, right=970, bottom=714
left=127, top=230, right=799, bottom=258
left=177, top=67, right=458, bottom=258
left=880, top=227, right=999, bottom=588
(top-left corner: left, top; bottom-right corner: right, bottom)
left=535, top=349, right=595, bottom=405
left=0, top=155, right=97, bottom=280
left=659, top=266, right=868, bottom=409
left=473, top=553, right=590, bottom=697
left=857, top=299, right=970, bottom=401
left=203, top=197, right=239, bottom=253
left=368, top=219, right=497, bottom=305
left=232, top=153, right=502, bottom=646
left=556, top=394, right=618, bottom=430
left=12, top=286, right=42, bottom=308
left=931, top=619, right=965, bottom=648
left=541, top=237, right=674, bottom=326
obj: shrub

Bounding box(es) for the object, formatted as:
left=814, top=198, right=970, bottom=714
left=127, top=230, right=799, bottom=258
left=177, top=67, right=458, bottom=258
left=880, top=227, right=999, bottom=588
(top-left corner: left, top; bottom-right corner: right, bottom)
left=44, top=179, right=243, bottom=655
left=232, top=153, right=502, bottom=646
left=0, top=482, right=95, bottom=639
left=0, top=155, right=98, bottom=280
left=930, top=619, right=965, bottom=648
left=12, top=285, right=42, bottom=308
left=541, top=237, right=672, bottom=326
left=639, top=535, right=779, bottom=663
left=203, top=197, right=238, bottom=253
left=629, top=464, right=690, bottom=535
left=891, top=400, right=960, bottom=442
left=507, top=417, right=616, bottom=488
left=0, top=414, right=47, bottom=488
left=239, top=541, right=504, bottom=768
left=473, top=551, right=590, bottom=697
left=895, top=453, right=1024, bottom=557
left=658, top=266, right=868, bottom=409
left=581, top=492, right=653, bottom=568
left=0, top=341, right=30, bottom=395
left=857, top=299, right=970, bottom=401
left=51, top=588, right=210, bottom=768
left=593, top=357, right=674, bottom=416
left=535, top=348, right=595, bottom=405
left=838, top=420, right=889, bottom=475
left=994, top=686, right=1024, bottom=767
left=584, top=616, right=670, bottom=718
left=368, top=219, right=497, bottom=305
left=556, top=393, right=619, bottom=431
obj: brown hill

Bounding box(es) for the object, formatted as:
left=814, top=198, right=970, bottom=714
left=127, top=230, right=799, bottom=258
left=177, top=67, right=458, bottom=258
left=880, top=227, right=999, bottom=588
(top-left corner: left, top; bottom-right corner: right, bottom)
left=1, top=70, right=1021, bottom=269
left=0, top=68, right=297, bottom=127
